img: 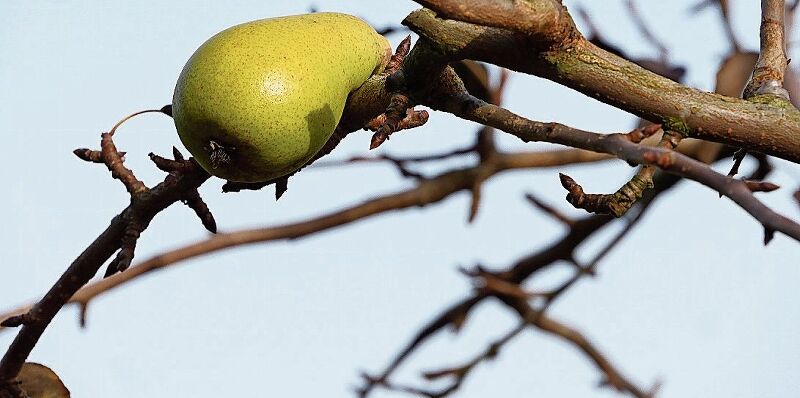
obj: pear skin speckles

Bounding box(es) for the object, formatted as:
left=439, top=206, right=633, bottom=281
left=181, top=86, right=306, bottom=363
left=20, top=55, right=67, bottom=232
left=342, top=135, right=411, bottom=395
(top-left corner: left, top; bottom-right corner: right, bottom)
left=172, top=13, right=391, bottom=182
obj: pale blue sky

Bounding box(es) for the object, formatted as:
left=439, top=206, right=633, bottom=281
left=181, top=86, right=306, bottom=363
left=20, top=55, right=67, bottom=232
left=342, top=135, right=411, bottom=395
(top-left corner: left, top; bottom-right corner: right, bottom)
left=1, top=1, right=799, bottom=397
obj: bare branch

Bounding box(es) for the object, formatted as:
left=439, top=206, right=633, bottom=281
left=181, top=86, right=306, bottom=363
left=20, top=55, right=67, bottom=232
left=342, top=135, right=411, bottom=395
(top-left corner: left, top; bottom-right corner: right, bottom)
left=525, top=193, right=576, bottom=227
left=421, top=82, right=800, bottom=241
left=560, top=129, right=683, bottom=217
left=504, top=297, right=656, bottom=398
left=3, top=5, right=799, bottom=397
left=0, top=145, right=211, bottom=382
left=412, top=0, right=568, bottom=43
left=404, top=8, right=800, bottom=164
left=359, top=214, right=618, bottom=397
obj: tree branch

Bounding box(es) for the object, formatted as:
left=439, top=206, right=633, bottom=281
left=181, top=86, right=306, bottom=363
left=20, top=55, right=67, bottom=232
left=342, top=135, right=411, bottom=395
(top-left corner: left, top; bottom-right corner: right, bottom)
left=503, top=297, right=655, bottom=398
left=355, top=158, right=756, bottom=397
left=412, top=73, right=799, bottom=242
left=404, top=7, right=800, bottom=163
left=744, top=0, right=790, bottom=99
left=0, top=145, right=211, bottom=383
left=0, top=141, right=638, bottom=329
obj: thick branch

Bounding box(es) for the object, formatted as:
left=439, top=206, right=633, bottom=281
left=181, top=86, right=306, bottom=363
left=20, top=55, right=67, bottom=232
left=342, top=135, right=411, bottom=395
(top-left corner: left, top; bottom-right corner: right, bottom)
left=561, top=129, right=682, bottom=217
left=407, top=69, right=798, bottom=241
left=404, top=8, right=800, bottom=163
left=413, top=0, right=572, bottom=44
left=0, top=140, right=655, bottom=337
left=393, top=47, right=800, bottom=242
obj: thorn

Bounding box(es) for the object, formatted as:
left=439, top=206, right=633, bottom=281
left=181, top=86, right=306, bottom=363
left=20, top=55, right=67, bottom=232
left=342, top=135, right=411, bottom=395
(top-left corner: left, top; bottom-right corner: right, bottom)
left=103, top=257, right=121, bottom=278
left=525, top=193, right=575, bottom=227
left=450, top=311, right=468, bottom=333
left=79, top=303, right=88, bottom=328
left=468, top=182, right=482, bottom=223
left=727, top=148, right=748, bottom=178
left=721, top=148, right=747, bottom=197
left=764, top=226, right=776, bottom=245
left=275, top=177, right=289, bottom=200
left=172, top=146, right=184, bottom=161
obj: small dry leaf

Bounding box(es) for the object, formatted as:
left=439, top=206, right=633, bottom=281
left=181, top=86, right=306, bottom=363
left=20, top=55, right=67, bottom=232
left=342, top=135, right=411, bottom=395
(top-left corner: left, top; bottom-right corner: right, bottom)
left=17, top=363, right=70, bottom=398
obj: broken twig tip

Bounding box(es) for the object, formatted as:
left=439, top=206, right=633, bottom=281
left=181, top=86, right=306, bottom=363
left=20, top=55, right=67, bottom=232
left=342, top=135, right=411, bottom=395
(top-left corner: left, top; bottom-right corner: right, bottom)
left=764, top=226, right=776, bottom=245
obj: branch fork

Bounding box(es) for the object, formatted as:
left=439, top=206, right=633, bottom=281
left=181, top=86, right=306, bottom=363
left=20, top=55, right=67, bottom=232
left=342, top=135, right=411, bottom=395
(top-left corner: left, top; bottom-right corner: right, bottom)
left=74, top=137, right=218, bottom=278
left=0, top=128, right=215, bottom=392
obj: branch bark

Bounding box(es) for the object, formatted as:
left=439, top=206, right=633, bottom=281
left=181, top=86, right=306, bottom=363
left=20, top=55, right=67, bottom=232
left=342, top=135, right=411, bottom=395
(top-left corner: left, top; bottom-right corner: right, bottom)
left=404, top=7, right=800, bottom=163
left=396, top=55, right=800, bottom=241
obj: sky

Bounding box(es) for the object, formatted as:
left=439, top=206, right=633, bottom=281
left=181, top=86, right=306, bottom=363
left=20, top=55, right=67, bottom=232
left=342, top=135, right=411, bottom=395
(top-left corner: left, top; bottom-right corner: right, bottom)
left=0, top=1, right=799, bottom=397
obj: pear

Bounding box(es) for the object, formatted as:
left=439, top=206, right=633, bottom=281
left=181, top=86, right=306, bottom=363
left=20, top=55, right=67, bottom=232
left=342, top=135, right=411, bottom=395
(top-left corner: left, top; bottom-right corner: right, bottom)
left=172, top=13, right=391, bottom=182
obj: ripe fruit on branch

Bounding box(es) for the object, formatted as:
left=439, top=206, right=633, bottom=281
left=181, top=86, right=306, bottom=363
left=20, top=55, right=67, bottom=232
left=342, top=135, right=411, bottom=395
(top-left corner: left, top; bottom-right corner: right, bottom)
left=172, top=12, right=392, bottom=182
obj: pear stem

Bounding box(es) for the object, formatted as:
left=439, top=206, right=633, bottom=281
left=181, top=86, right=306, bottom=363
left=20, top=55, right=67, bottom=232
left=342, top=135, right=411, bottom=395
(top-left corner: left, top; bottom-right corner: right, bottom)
left=108, top=106, right=172, bottom=136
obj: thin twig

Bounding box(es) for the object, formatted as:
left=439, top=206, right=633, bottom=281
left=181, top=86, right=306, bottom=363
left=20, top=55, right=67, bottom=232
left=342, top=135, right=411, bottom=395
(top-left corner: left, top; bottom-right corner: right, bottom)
left=0, top=143, right=211, bottom=383
left=560, top=129, right=683, bottom=217
left=504, top=297, right=655, bottom=398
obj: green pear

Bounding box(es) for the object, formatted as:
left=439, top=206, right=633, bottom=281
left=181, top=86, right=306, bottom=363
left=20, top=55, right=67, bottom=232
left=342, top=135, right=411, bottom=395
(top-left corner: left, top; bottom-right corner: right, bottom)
left=172, top=13, right=391, bottom=182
